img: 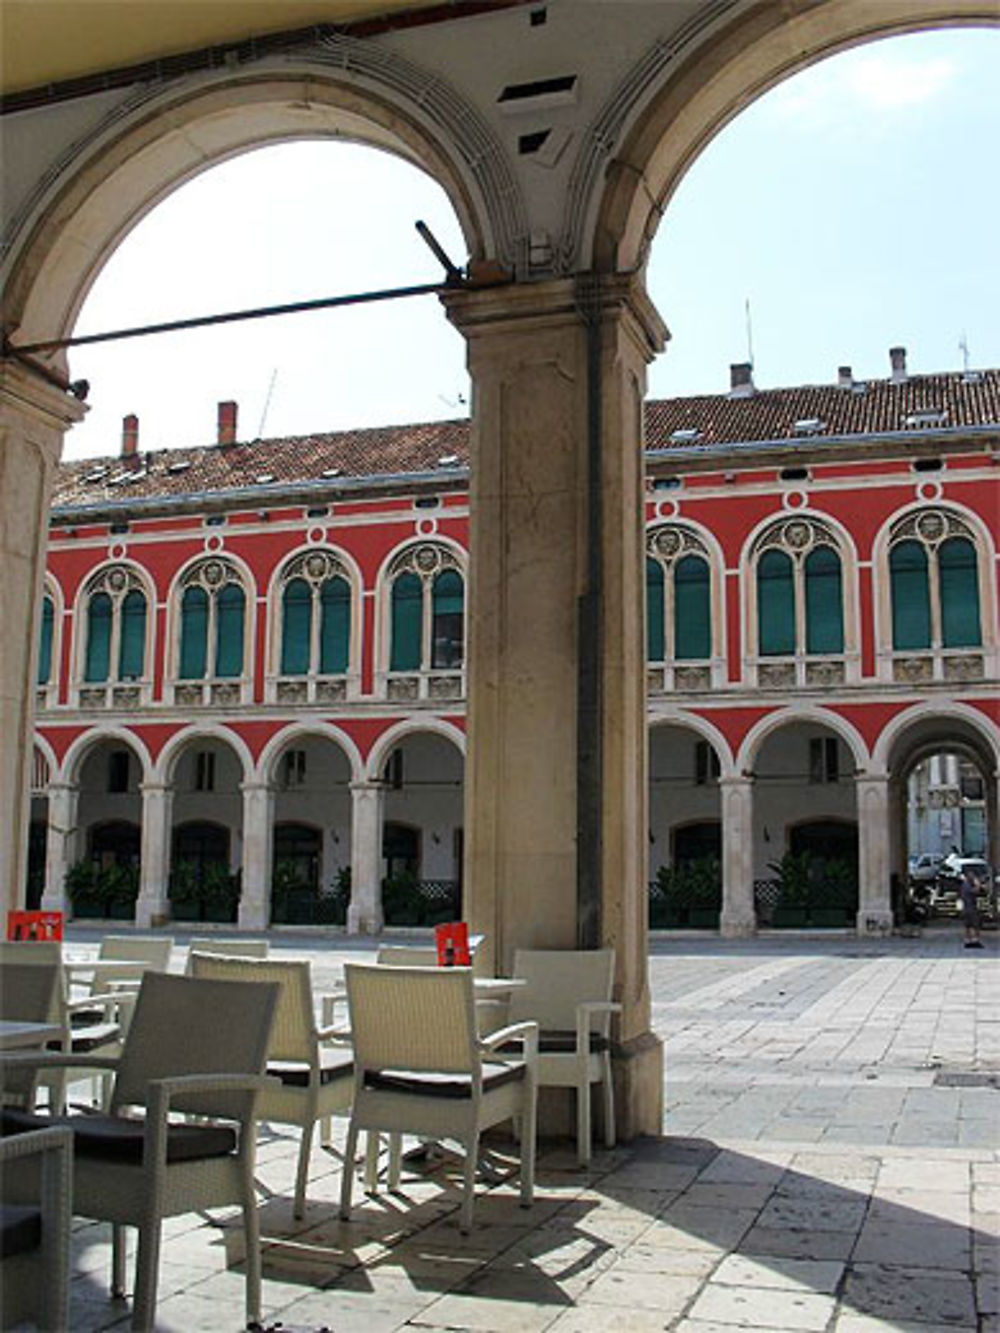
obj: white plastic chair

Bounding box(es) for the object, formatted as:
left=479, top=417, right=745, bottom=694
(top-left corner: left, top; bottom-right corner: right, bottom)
left=0, top=1125, right=73, bottom=1332
left=339, top=962, right=538, bottom=1233
left=505, top=948, right=620, bottom=1166
left=189, top=952, right=353, bottom=1218
left=0, top=970, right=279, bottom=1333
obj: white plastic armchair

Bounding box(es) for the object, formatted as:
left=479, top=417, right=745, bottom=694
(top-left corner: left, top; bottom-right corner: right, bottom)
left=0, top=1124, right=73, bottom=1332
left=505, top=948, right=620, bottom=1166
left=187, top=936, right=269, bottom=962
left=0, top=970, right=279, bottom=1333
left=188, top=952, right=354, bottom=1218
left=339, top=963, right=538, bottom=1233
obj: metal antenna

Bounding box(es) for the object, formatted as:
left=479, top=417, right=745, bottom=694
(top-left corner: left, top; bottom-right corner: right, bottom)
left=959, top=332, right=970, bottom=373
left=257, top=368, right=279, bottom=437
left=745, top=297, right=755, bottom=370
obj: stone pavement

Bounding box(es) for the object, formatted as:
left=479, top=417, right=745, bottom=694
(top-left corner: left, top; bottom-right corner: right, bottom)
left=52, top=925, right=999, bottom=1331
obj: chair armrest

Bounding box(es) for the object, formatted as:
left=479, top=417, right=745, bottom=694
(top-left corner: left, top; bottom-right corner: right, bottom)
left=576, top=1001, right=622, bottom=1050
left=315, top=1023, right=352, bottom=1044
left=0, top=1122, right=73, bottom=1164
left=148, top=1072, right=280, bottom=1102
left=318, top=988, right=347, bottom=1030
left=0, top=1051, right=120, bottom=1074
left=480, top=1020, right=538, bottom=1065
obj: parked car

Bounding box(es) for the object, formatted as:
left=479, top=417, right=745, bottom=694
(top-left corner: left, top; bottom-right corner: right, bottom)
left=909, top=852, right=945, bottom=885
left=932, top=857, right=997, bottom=924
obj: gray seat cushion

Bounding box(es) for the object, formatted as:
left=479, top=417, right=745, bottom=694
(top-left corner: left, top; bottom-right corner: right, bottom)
left=1, top=1109, right=237, bottom=1164
left=364, top=1061, right=524, bottom=1100
left=498, top=1030, right=610, bottom=1055
left=0, top=1203, right=41, bottom=1259
left=268, top=1047, right=354, bottom=1087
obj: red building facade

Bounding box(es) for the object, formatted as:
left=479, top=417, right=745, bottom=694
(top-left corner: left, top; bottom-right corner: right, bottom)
left=32, top=352, right=1000, bottom=935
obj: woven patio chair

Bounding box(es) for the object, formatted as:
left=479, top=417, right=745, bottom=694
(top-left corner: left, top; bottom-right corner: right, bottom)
left=188, top=952, right=353, bottom=1218
left=339, top=963, right=538, bottom=1233
left=0, top=961, right=63, bottom=1110
left=504, top=949, right=621, bottom=1166
left=0, top=1125, right=73, bottom=1331
left=0, top=970, right=279, bottom=1333
left=187, top=936, right=269, bottom=961
left=69, top=934, right=174, bottom=1015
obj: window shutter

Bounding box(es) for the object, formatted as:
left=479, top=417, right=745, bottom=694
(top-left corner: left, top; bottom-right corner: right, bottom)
left=890, top=540, right=931, bottom=650
left=939, top=537, right=981, bottom=648
left=757, top=549, right=795, bottom=655
left=215, top=583, right=245, bottom=678
left=431, top=569, right=464, bottom=669
left=646, top=558, right=665, bottom=662
left=319, top=576, right=350, bottom=674
left=118, top=589, right=146, bottom=680
left=674, top=555, right=711, bottom=659
left=179, top=586, right=209, bottom=679
left=804, top=546, right=844, bottom=654
left=391, top=571, right=423, bottom=671
left=84, top=591, right=112, bottom=682
left=281, top=578, right=312, bottom=675
left=38, top=596, right=54, bottom=685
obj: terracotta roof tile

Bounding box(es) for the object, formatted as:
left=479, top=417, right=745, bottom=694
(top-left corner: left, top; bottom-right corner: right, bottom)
left=52, top=368, right=1000, bottom=511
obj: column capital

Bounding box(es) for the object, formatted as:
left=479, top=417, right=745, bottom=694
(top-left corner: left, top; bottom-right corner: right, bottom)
left=441, top=272, right=667, bottom=359
left=350, top=779, right=385, bottom=795
left=139, top=780, right=171, bottom=797
left=1, top=355, right=87, bottom=443
left=719, top=773, right=754, bottom=791
left=239, top=780, right=272, bottom=796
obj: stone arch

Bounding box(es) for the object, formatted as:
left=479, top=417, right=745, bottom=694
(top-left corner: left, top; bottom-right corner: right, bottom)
left=585, top=2, right=997, bottom=273
left=738, top=704, right=868, bottom=776
left=154, top=723, right=254, bottom=787
left=366, top=715, right=466, bottom=782
left=4, top=53, right=525, bottom=355
left=256, top=720, right=363, bottom=788
left=60, top=724, right=152, bottom=787
left=648, top=709, right=734, bottom=778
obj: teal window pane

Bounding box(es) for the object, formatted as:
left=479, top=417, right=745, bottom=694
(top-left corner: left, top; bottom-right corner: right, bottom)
left=118, top=589, right=146, bottom=679
left=84, top=591, right=112, bottom=682
left=674, top=555, right=711, bottom=660
left=431, top=569, right=464, bottom=669
left=939, top=537, right=981, bottom=647
left=890, top=541, right=931, bottom=650
left=804, top=546, right=844, bottom=654
left=319, top=577, right=350, bottom=674
left=215, top=583, right=245, bottom=678
left=646, top=558, right=665, bottom=662
left=38, top=596, right=54, bottom=685
left=281, top=578, right=312, bottom=676
left=758, top=549, right=795, bottom=655
left=391, top=572, right=423, bottom=671
left=179, top=586, right=208, bottom=679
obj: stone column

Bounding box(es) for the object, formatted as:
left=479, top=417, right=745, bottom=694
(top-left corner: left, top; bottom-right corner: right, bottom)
left=0, top=359, right=84, bottom=917
left=348, top=781, right=384, bottom=935
left=856, top=771, right=893, bottom=935
left=719, top=776, right=756, bottom=936
left=135, top=782, right=172, bottom=928
left=444, top=275, right=667, bottom=1139
left=40, top=782, right=79, bottom=915
left=239, top=782, right=274, bottom=930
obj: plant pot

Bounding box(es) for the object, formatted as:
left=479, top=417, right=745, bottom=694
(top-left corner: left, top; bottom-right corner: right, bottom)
left=810, top=907, right=851, bottom=927
left=71, top=899, right=105, bottom=919
left=106, top=899, right=137, bottom=920
left=203, top=901, right=238, bottom=924
left=688, top=907, right=720, bottom=929
left=169, top=898, right=203, bottom=922
left=772, top=906, right=808, bottom=927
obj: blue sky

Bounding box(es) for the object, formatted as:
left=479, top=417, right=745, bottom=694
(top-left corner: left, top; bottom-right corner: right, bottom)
left=66, top=27, right=1000, bottom=459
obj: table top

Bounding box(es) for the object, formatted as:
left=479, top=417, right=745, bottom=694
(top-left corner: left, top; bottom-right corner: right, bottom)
left=0, top=1020, right=62, bottom=1051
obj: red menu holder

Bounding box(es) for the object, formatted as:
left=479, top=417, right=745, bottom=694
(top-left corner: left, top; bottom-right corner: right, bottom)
left=435, top=921, right=470, bottom=967
left=6, top=910, right=64, bottom=942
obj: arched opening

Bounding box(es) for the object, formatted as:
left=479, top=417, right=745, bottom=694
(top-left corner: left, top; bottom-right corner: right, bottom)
left=379, top=731, right=464, bottom=926
left=169, top=821, right=234, bottom=924
left=267, top=733, right=353, bottom=925
left=166, top=737, right=244, bottom=923
left=751, top=722, right=859, bottom=928
left=68, top=739, right=144, bottom=920
left=649, top=723, right=722, bottom=929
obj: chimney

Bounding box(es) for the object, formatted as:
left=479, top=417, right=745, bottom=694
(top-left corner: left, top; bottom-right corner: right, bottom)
left=837, top=365, right=853, bottom=390
left=217, top=400, right=238, bottom=445
left=728, top=362, right=755, bottom=398
left=121, top=413, right=139, bottom=460
left=889, top=346, right=907, bottom=383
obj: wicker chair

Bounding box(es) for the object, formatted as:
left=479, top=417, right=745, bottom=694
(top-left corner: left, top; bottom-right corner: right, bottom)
left=188, top=952, right=353, bottom=1218
left=0, top=970, right=279, bottom=1333
left=0, top=1125, right=73, bottom=1331
left=0, top=961, right=63, bottom=1110
left=505, top=949, right=621, bottom=1166
left=339, top=963, right=538, bottom=1233
left=187, top=936, right=269, bottom=961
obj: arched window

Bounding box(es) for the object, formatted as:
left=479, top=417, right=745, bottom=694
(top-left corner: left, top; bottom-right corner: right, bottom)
left=277, top=551, right=352, bottom=680
left=80, top=565, right=148, bottom=687
left=386, top=545, right=465, bottom=683
left=177, top=559, right=246, bottom=680
left=646, top=526, right=713, bottom=669
left=38, top=595, right=54, bottom=686
left=888, top=510, right=982, bottom=656
left=754, top=519, right=845, bottom=660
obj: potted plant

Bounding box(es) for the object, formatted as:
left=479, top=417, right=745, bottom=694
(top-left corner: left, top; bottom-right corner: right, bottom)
left=102, top=861, right=139, bottom=919
left=684, top=855, right=723, bottom=928
left=811, top=857, right=858, bottom=927
left=201, top=861, right=240, bottom=924
left=382, top=870, right=422, bottom=926
left=167, top=858, right=201, bottom=922
left=651, top=864, right=686, bottom=927
left=65, top=859, right=104, bottom=919
left=270, top=859, right=314, bottom=924
left=770, top=851, right=813, bottom=927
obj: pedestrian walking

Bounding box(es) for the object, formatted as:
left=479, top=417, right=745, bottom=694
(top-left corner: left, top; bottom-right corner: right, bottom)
left=960, top=863, right=984, bottom=949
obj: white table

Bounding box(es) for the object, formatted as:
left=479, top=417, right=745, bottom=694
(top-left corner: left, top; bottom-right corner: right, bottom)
left=0, top=1020, right=62, bottom=1051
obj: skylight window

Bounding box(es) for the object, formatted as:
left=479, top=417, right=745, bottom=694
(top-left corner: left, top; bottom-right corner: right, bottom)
left=792, top=418, right=826, bottom=435
left=321, top=467, right=341, bottom=478
left=83, top=467, right=108, bottom=483
left=669, top=428, right=701, bottom=443
left=166, top=459, right=191, bottom=473
left=255, top=473, right=275, bottom=484
left=905, top=409, right=948, bottom=428
left=437, top=454, right=460, bottom=467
